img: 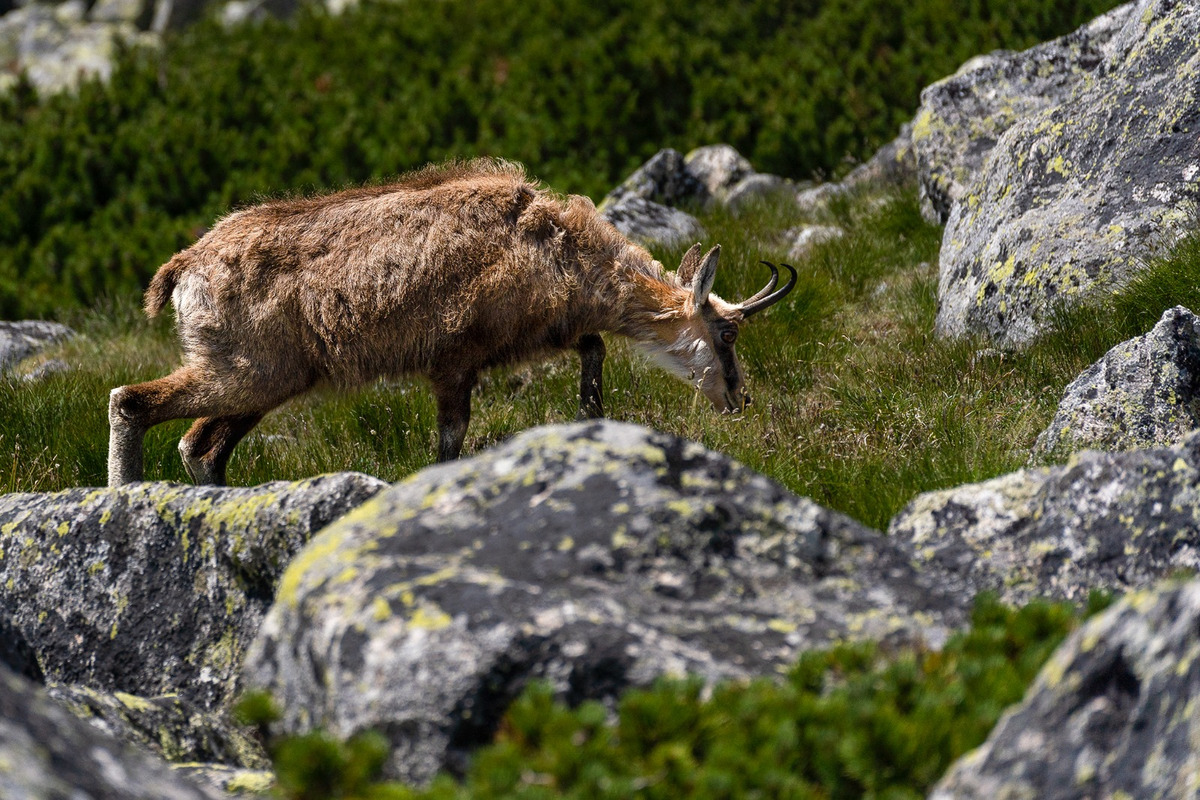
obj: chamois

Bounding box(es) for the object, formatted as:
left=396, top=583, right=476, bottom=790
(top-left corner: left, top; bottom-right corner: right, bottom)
left=107, top=159, right=795, bottom=486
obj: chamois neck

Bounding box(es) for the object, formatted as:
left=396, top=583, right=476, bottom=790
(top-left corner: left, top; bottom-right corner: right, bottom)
left=599, top=253, right=686, bottom=341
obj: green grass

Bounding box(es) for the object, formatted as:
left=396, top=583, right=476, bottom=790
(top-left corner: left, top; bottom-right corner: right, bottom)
left=240, top=592, right=1111, bottom=800
left=6, top=187, right=1199, bottom=528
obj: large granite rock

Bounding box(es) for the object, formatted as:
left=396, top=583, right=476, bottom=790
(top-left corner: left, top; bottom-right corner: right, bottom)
left=912, top=2, right=1137, bottom=224
left=175, top=765, right=274, bottom=796
left=931, top=578, right=1200, bottom=800
left=0, top=319, right=72, bottom=372
left=936, top=0, right=1200, bottom=346
left=0, top=664, right=222, bottom=800
left=244, top=421, right=960, bottom=784
left=1033, top=306, right=1200, bottom=458
left=843, top=121, right=917, bottom=192
left=889, top=429, right=1200, bottom=606
left=0, top=615, right=43, bottom=681
left=0, top=472, right=385, bottom=711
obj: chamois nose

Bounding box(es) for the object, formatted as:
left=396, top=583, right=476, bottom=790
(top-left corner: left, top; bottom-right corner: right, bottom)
left=719, top=390, right=749, bottom=414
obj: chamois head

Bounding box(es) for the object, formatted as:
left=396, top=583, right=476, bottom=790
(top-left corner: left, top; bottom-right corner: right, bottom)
left=645, top=243, right=796, bottom=412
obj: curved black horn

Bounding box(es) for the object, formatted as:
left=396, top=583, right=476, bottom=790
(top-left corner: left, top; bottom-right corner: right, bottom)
left=739, top=261, right=779, bottom=306
left=740, top=262, right=797, bottom=318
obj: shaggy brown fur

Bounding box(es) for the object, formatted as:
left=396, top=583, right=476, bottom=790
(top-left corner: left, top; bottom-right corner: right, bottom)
left=108, top=159, right=772, bottom=486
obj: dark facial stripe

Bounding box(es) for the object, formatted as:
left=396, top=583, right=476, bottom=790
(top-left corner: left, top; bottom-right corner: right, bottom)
left=715, top=342, right=741, bottom=395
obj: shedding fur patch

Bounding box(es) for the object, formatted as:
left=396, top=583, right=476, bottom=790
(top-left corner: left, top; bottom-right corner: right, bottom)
left=172, top=272, right=214, bottom=319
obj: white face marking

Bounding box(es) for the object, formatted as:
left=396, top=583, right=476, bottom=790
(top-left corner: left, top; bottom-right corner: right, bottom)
left=642, top=328, right=718, bottom=388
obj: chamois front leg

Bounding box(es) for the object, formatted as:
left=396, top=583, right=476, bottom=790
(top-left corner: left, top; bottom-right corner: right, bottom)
left=576, top=333, right=605, bottom=419
left=433, top=371, right=477, bottom=462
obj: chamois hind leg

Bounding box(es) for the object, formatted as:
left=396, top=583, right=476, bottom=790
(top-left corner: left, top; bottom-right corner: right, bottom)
left=576, top=334, right=606, bottom=420
left=179, top=413, right=264, bottom=486
left=433, top=371, right=477, bottom=462
left=108, top=365, right=302, bottom=487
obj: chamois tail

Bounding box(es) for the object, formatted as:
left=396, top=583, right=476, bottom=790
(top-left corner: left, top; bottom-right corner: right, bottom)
left=143, top=254, right=189, bottom=318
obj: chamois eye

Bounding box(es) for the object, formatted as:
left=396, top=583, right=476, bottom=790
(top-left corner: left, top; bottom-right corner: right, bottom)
left=720, top=329, right=738, bottom=345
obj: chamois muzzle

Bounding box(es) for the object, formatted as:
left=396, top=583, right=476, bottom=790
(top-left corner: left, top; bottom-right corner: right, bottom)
left=739, top=261, right=797, bottom=318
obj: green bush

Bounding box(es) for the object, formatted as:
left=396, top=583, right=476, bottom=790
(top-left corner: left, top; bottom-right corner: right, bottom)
left=0, top=0, right=1123, bottom=318
left=251, top=593, right=1110, bottom=799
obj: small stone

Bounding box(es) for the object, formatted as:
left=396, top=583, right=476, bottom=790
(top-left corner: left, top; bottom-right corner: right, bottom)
left=599, top=148, right=709, bottom=210
left=786, top=224, right=845, bottom=260
left=725, top=173, right=790, bottom=213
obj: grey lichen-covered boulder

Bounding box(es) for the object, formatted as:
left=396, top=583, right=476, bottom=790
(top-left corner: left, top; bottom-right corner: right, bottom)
left=599, top=148, right=710, bottom=210
left=889, top=429, right=1200, bottom=606
left=936, top=0, right=1200, bottom=347
left=0, top=472, right=386, bottom=711
left=0, top=319, right=72, bottom=372
left=931, top=578, right=1200, bottom=800
left=600, top=195, right=706, bottom=250
left=48, top=683, right=268, bottom=768
left=244, top=420, right=960, bottom=784
left=912, top=2, right=1137, bottom=224
left=0, top=664, right=222, bottom=800
left=1033, top=306, right=1200, bottom=458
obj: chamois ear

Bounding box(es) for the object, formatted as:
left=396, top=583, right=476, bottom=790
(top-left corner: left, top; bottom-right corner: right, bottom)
left=690, top=245, right=721, bottom=307
left=675, top=243, right=704, bottom=289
